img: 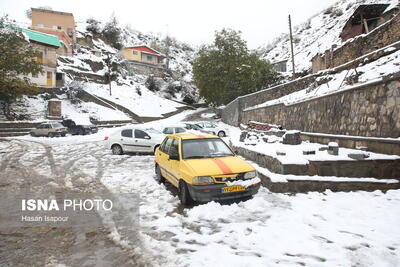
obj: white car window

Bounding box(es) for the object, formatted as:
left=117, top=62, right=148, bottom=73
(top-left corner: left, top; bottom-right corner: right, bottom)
left=121, top=129, right=133, bottom=138
left=163, top=128, right=174, bottom=134
left=135, top=129, right=150, bottom=139
left=175, top=127, right=186, bottom=133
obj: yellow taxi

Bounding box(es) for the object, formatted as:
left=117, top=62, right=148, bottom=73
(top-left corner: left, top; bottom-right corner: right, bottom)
left=154, top=133, right=261, bottom=205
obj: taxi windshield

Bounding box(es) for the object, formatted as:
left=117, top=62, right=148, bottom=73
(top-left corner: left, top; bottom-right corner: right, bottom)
left=182, top=138, right=234, bottom=159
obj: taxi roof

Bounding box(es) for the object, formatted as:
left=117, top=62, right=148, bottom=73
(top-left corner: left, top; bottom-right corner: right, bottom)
left=168, top=132, right=218, bottom=140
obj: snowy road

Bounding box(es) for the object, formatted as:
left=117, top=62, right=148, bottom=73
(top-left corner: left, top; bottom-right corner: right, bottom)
left=1, top=114, right=399, bottom=266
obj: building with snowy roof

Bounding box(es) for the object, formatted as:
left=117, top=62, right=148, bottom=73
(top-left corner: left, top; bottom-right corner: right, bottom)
left=123, top=45, right=166, bottom=66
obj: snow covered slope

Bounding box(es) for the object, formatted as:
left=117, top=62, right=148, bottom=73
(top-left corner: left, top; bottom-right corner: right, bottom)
left=261, top=0, right=398, bottom=73
left=54, top=22, right=200, bottom=120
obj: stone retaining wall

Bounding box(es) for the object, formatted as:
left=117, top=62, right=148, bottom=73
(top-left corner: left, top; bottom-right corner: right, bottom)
left=222, top=75, right=317, bottom=126
left=240, top=74, right=400, bottom=138
left=312, top=13, right=400, bottom=73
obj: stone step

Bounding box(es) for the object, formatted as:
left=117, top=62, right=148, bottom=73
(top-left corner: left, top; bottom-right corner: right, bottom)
left=0, top=128, right=34, bottom=133
left=234, top=145, right=400, bottom=179
left=0, top=122, right=43, bottom=129
left=257, top=171, right=400, bottom=193
left=0, top=132, right=28, bottom=137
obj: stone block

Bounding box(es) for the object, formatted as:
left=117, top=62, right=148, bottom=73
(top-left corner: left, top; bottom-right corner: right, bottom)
left=348, top=152, right=369, bottom=160
left=303, top=150, right=316, bottom=155
left=47, top=99, right=62, bottom=118
left=319, top=146, right=328, bottom=151
left=239, top=131, right=248, bottom=142
left=276, top=150, right=286, bottom=156
left=283, top=130, right=301, bottom=145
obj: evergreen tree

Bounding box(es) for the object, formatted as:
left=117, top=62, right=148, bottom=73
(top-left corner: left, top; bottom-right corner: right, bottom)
left=86, top=18, right=101, bottom=35
left=102, top=13, right=122, bottom=50
left=0, top=16, right=42, bottom=117
left=104, top=53, right=119, bottom=95
left=193, top=29, right=279, bottom=106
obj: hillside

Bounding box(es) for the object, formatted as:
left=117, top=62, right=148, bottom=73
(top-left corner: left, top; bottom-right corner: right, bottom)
left=10, top=19, right=199, bottom=123
left=261, top=0, right=399, bottom=74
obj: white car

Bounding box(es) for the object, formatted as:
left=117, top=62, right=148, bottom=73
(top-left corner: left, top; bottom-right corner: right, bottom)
left=105, top=127, right=164, bottom=155
left=161, top=126, right=187, bottom=135
left=195, top=121, right=229, bottom=137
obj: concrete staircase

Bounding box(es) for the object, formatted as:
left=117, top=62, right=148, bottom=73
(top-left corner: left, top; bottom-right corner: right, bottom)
left=0, top=122, right=42, bottom=137
left=233, top=144, right=400, bottom=193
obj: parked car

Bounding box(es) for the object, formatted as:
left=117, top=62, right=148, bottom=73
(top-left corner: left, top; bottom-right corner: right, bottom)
left=161, top=126, right=187, bottom=135
left=195, top=121, right=230, bottom=137
left=154, top=133, right=260, bottom=205
left=61, top=119, right=98, bottom=135
left=105, top=127, right=164, bottom=155
left=182, top=122, right=203, bottom=131
left=30, top=122, right=68, bottom=137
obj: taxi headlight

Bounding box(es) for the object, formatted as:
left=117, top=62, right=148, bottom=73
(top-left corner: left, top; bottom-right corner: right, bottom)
left=193, top=176, right=214, bottom=185
left=244, top=171, right=257, bottom=179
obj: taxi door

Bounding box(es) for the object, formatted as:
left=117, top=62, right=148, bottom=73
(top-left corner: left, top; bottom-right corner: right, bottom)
left=165, top=138, right=181, bottom=187
left=156, top=137, right=173, bottom=182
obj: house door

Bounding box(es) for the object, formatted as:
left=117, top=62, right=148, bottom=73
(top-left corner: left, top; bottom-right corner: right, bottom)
left=46, top=72, right=52, bottom=86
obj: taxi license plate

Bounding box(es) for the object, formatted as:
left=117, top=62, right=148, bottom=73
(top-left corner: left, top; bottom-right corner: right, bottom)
left=222, top=185, right=245, bottom=193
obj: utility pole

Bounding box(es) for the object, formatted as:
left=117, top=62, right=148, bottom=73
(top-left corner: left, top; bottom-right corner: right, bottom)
left=288, top=14, right=296, bottom=78
left=165, top=24, right=170, bottom=70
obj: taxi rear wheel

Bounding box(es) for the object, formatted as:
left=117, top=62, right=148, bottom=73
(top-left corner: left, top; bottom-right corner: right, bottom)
left=155, top=164, right=165, bottom=183
left=179, top=180, right=193, bottom=205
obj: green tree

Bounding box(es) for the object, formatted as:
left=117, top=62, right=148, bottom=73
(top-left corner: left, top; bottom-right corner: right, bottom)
left=193, top=29, right=279, bottom=106
left=102, top=13, right=122, bottom=50
left=0, top=16, right=43, bottom=117
left=104, top=53, right=119, bottom=95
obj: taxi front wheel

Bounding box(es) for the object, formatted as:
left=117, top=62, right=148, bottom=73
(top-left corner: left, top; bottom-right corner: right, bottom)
left=179, top=180, right=194, bottom=205
left=155, top=164, right=165, bottom=183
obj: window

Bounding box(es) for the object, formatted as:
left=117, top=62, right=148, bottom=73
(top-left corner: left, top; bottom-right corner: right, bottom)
left=37, top=24, right=44, bottom=28
left=121, top=129, right=133, bottom=138
left=169, top=139, right=179, bottom=157
left=205, top=122, right=215, bottom=128
left=32, top=72, right=38, bottom=78
left=132, top=50, right=138, bottom=55
left=135, top=129, right=150, bottom=139
left=160, top=138, right=173, bottom=153
left=52, top=26, right=62, bottom=30
left=37, top=52, right=44, bottom=64
left=182, top=138, right=234, bottom=159
left=163, top=128, right=174, bottom=134
left=146, top=55, right=153, bottom=62
left=175, top=127, right=186, bottom=133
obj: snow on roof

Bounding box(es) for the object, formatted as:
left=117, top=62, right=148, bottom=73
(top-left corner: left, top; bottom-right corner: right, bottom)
left=125, top=45, right=164, bottom=56
left=31, top=8, right=74, bottom=17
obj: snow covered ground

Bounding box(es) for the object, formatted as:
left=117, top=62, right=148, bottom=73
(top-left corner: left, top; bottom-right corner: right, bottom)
left=84, top=82, right=185, bottom=117
left=2, top=109, right=399, bottom=266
